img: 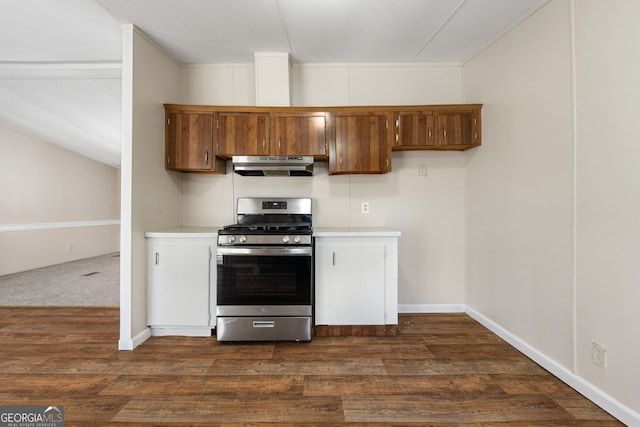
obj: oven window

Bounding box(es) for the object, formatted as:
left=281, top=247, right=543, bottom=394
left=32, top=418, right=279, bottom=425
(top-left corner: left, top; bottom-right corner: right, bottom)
left=217, top=254, right=312, bottom=305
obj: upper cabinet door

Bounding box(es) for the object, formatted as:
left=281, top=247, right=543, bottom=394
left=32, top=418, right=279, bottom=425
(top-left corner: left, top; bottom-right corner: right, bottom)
left=393, top=106, right=481, bottom=151
left=395, top=111, right=436, bottom=149
left=166, top=111, right=224, bottom=172
left=217, top=112, right=270, bottom=157
left=435, top=110, right=480, bottom=149
left=271, top=112, right=328, bottom=157
left=331, top=112, right=392, bottom=175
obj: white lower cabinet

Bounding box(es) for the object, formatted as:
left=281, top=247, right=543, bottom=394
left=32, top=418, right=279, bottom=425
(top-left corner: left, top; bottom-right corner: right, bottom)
left=146, top=231, right=217, bottom=336
left=314, top=231, right=399, bottom=326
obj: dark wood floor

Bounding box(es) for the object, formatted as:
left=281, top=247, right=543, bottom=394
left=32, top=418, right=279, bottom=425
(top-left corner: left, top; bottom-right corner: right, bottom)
left=0, top=307, right=624, bottom=426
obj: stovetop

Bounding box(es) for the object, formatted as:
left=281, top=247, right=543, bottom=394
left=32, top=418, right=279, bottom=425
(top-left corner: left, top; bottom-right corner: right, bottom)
left=221, top=222, right=312, bottom=234
left=219, top=197, right=313, bottom=244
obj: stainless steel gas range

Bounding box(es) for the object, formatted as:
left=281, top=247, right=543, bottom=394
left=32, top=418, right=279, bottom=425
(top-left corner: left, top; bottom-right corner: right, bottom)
left=215, top=197, right=313, bottom=342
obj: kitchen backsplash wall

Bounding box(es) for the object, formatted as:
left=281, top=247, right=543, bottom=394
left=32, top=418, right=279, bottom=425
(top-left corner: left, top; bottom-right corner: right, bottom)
left=179, top=63, right=467, bottom=306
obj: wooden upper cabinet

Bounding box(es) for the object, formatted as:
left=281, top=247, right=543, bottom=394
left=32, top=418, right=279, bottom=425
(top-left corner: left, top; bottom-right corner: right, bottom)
left=330, top=112, right=392, bottom=175
left=435, top=110, right=480, bottom=149
left=216, top=112, right=270, bottom=157
left=395, top=111, right=437, bottom=148
left=163, top=104, right=482, bottom=175
left=394, top=106, right=481, bottom=151
left=271, top=112, right=328, bottom=157
left=165, top=110, right=225, bottom=173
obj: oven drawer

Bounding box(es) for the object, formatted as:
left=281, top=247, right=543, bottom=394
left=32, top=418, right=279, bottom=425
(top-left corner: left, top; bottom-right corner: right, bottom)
left=216, top=316, right=311, bottom=342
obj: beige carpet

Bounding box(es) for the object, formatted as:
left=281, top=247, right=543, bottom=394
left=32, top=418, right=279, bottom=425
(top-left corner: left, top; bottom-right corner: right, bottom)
left=0, top=253, right=119, bottom=306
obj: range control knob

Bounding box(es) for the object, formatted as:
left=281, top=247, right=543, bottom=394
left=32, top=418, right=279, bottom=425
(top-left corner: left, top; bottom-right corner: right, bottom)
left=228, top=235, right=236, bottom=243
left=239, top=235, right=247, bottom=243
left=294, top=236, right=301, bottom=243
left=282, top=235, right=290, bottom=243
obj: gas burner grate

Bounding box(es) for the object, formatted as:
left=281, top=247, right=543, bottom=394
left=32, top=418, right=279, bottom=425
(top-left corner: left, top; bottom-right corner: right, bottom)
left=222, top=223, right=311, bottom=232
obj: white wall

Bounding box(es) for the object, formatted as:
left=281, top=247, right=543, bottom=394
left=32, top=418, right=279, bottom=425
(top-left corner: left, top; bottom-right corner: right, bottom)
left=0, top=124, right=120, bottom=276
left=573, top=0, right=640, bottom=414
left=179, top=63, right=467, bottom=306
left=119, top=26, right=182, bottom=350
left=182, top=64, right=255, bottom=106
left=464, top=0, right=574, bottom=368
left=464, top=0, right=640, bottom=420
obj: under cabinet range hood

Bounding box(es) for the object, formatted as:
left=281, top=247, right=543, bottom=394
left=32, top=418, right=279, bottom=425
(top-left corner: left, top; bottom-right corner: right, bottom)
left=232, top=156, right=314, bottom=177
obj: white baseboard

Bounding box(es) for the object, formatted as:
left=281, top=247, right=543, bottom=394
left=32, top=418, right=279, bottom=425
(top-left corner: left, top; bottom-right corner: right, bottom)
left=151, top=326, right=213, bottom=337
left=118, top=329, right=150, bottom=350
left=117, top=338, right=133, bottom=351
left=398, top=304, right=466, bottom=313
left=465, top=306, right=640, bottom=427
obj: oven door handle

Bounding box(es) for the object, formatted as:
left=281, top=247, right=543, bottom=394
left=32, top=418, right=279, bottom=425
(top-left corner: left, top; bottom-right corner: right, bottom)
left=216, top=246, right=312, bottom=257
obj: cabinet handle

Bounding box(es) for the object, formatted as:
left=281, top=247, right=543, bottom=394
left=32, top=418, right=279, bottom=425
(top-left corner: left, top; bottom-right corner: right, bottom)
left=253, top=321, right=275, bottom=328
left=167, top=157, right=171, bottom=165
left=204, top=151, right=209, bottom=164
left=428, top=128, right=432, bottom=140
left=386, top=158, right=389, bottom=168
left=332, top=252, right=336, bottom=266
left=443, top=128, right=447, bottom=140
left=278, top=137, right=281, bottom=153
left=262, top=137, right=266, bottom=153
left=395, top=133, right=399, bottom=142
left=339, top=156, right=343, bottom=166
left=155, top=252, right=159, bottom=265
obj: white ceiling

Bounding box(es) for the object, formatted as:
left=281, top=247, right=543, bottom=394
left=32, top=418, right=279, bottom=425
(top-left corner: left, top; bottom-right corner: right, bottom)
left=0, top=0, right=547, bottom=167
left=0, top=0, right=123, bottom=166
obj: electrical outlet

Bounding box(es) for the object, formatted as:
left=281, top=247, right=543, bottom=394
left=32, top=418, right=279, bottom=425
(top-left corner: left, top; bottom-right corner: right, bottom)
left=418, top=163, right=427, bottom=177
left=591, top=341, right=606, bottom=368
left=361, top=201, right=370, bottom=214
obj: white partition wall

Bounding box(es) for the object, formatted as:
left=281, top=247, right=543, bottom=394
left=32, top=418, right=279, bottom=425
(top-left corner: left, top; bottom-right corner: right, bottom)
left=119, top=25, right=182, bottom=350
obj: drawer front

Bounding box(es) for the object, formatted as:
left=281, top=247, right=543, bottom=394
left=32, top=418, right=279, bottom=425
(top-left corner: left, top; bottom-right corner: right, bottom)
left=216, top=316, right=311, bottom=342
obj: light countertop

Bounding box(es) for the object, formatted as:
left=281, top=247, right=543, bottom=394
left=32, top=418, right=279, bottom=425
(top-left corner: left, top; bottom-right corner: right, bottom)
left=313, top=227, right=401, bottom=237
left=145, top=226, right=401, bottom=238
left=144, top=226, right=222, bottom=238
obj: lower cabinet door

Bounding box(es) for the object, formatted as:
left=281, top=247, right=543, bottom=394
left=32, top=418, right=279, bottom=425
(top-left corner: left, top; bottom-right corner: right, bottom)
left=316, top=239, right=386, bottom=325
left=148, top=244, right=210, bottom=327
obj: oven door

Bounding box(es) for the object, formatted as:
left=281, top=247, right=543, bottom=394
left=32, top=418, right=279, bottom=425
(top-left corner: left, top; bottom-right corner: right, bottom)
left=216, top=246, right=312, bottom=307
